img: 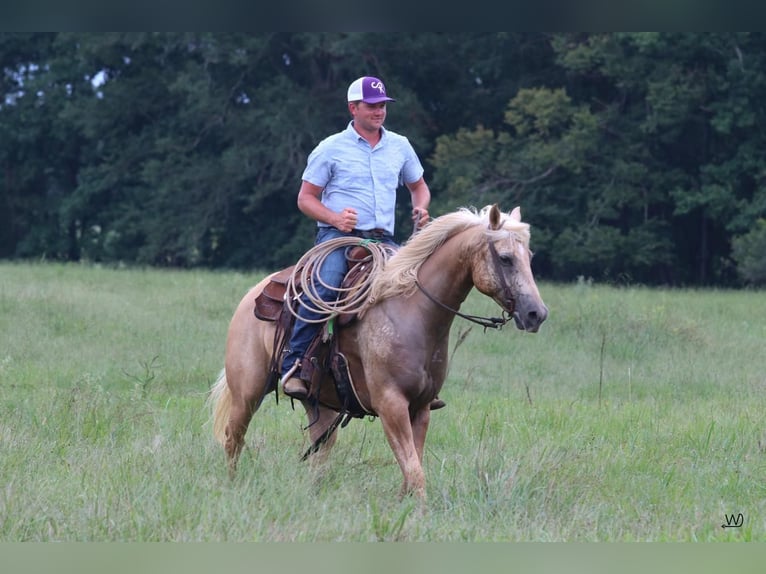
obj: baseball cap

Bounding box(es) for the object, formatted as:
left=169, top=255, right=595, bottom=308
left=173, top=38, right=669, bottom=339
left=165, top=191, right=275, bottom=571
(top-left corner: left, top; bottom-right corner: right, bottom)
left=347, top=76, right=396, bottom=104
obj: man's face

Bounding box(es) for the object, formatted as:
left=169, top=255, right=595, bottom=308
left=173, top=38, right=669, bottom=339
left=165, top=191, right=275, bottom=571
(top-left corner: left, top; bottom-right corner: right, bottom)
left=349, top=101, right=387, bottom=131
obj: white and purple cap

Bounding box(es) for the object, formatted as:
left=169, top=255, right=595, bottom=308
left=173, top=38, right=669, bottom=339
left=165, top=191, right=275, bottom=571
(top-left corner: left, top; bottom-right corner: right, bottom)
left=347, top=76, right=396, bottom=104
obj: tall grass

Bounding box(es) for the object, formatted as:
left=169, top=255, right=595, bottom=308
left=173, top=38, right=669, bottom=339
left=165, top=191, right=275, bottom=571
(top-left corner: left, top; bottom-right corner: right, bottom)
left=1, top=262, right=764, bottom=541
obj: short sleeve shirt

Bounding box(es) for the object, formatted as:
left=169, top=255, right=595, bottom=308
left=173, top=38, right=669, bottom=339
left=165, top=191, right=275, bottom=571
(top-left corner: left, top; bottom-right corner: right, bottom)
left=301, top=121, right=424, bottom=235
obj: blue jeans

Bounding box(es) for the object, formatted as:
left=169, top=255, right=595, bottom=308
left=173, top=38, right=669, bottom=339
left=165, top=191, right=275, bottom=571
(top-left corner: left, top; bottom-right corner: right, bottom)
left=281, top=226, right=398, bottom=378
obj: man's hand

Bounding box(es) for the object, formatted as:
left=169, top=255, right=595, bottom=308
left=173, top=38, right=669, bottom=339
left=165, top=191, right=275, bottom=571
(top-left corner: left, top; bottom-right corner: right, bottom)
left=412, top=206, right=430, bottom=229
left=335, top=207, right=358, bottom=233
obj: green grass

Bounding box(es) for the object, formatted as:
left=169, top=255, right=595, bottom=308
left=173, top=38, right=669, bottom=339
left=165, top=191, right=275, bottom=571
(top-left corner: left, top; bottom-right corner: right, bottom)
left=1, top=261, right=764, bottom=541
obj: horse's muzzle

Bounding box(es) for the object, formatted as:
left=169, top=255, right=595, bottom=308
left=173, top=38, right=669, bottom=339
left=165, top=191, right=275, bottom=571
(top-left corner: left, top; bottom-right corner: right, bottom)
left=512, top=297, right=548, bottom=333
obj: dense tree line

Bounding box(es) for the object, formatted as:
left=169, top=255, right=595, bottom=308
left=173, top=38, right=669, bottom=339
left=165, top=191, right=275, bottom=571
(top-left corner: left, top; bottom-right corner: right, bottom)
left=2, top=33, right=765, bottom=285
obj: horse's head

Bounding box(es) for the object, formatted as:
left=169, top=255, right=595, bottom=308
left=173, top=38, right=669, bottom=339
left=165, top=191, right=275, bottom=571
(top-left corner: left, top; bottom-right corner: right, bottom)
left=472, top=204, right=548, bottom=332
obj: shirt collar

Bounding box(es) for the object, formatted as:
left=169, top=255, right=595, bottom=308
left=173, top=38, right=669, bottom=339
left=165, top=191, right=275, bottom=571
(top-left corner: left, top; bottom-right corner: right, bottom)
left=347, top=120, right=387, bottom=143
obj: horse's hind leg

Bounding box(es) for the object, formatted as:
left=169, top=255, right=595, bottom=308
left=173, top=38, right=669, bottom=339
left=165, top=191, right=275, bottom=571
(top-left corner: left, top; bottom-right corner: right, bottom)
left=213, top=276, right=280, bottom=477
left=223, top=319, right=273, bottom=475
left=225, top=384, right=263, bottom=477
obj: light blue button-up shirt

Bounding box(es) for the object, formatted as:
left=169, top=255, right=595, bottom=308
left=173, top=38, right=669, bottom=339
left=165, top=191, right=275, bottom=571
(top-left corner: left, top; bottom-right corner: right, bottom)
left=302, top=121, right=424, bottom=235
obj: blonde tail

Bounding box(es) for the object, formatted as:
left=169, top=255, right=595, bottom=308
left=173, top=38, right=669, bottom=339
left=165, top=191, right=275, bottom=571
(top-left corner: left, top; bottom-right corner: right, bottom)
left=208, top=368, right=231, bottom=446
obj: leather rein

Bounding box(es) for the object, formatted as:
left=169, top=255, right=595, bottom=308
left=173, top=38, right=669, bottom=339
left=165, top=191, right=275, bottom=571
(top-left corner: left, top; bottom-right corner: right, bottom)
left=413, top=239, right=514, bottom=331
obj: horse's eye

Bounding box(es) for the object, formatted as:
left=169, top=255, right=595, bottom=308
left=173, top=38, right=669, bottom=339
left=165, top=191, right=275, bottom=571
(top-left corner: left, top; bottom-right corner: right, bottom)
left=499, top=254, right=514, bottom=266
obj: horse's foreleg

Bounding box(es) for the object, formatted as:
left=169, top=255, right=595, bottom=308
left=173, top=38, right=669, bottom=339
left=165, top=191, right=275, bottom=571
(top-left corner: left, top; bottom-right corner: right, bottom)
left=378, top=397, right=427, bottom=500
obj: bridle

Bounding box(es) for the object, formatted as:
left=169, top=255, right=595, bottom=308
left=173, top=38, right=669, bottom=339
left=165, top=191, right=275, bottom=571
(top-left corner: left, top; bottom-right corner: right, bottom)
left=413, top=236, right=515, bottom=331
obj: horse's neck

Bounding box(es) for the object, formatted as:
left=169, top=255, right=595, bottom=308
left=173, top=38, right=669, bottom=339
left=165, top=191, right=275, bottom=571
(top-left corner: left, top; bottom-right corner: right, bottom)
left=416, top=231, right=475, bottom=309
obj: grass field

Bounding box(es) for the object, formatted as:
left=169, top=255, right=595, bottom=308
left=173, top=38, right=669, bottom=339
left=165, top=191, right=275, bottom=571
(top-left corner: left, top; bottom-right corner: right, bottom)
left=1, top=261, right=764, bottom=541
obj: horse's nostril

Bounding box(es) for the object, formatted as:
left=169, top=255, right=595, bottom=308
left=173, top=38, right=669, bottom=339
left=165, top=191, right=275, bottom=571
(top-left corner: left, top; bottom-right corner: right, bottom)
left=527, top=306, right=548, bottom=326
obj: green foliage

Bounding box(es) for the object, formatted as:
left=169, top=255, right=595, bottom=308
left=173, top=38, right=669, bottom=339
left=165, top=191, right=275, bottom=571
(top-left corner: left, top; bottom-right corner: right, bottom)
left=2, top=33, right=766, bottom=286
left=731, top=219, right=766, bottom=284
left=2, top=262, right=765, bottom=541
left=435, top=32, right=766, bottom=285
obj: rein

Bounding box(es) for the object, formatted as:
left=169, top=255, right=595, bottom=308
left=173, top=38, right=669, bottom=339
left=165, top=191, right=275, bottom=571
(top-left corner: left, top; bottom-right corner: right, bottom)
left=414, top=279, right=510, bottom=330
left=410, top=223, right=517, bottom=331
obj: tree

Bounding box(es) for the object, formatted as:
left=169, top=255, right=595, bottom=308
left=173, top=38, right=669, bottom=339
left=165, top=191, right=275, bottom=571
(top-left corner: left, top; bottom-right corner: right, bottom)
left=731, top=219, right=766, bottom=285
left=0, top=32, right=76, bottom=259
left=2, top=33, right=765, bottom=286
left=430, top=33, right=766, bottom=285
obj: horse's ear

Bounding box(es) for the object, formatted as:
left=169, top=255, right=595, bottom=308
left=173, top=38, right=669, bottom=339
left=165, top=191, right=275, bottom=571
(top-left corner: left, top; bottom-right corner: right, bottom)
left=510, top=206, right=522, bottom=222
left=489, top=204, right=502, bottom=230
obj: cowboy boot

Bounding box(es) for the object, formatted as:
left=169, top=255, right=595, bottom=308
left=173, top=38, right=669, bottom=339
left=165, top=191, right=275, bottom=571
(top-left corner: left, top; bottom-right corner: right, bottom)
left=281, top=360, right=309, bottom=400
left=283, top=377, right=309, bottom=400
left=430, top=396, right=446, bottom=410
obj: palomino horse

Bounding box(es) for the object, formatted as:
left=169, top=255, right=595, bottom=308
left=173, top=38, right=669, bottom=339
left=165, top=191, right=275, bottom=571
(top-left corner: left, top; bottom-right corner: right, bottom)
left=209, top=204, right=548, bottom=499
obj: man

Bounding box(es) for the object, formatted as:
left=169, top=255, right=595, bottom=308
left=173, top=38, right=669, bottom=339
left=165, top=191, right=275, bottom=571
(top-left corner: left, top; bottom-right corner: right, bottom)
left=281, top=75, right=444, bottom=410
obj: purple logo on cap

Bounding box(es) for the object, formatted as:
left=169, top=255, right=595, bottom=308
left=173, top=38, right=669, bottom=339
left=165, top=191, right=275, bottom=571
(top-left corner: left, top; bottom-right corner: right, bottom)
left=348, top=76, right=396, bottom=104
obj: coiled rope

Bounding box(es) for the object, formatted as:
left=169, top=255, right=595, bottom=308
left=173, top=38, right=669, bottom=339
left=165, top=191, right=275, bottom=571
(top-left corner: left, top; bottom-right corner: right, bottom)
left=283, top=237, right=393, bottom=324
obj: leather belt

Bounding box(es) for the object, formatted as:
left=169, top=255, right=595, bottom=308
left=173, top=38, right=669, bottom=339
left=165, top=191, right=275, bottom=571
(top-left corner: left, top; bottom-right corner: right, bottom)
left=352, top=228, right=390, bottom=240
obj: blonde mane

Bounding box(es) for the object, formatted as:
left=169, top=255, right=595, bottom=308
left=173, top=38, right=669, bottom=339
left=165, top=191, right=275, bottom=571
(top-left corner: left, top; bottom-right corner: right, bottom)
left=367, top=205, right=531, bottom=304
